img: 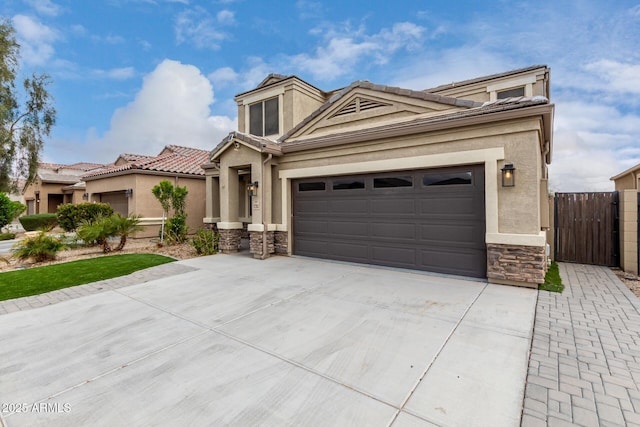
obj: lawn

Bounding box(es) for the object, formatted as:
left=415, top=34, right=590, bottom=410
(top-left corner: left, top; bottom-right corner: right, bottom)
left=0, top=254, right=175, bottom=302
left=539, top=261, right=564, bottom=293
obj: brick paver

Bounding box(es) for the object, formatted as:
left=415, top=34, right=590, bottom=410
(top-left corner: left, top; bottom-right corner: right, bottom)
left=0, top=262, right=197, bottom=314
left=522, top=263, right=640, bottom=427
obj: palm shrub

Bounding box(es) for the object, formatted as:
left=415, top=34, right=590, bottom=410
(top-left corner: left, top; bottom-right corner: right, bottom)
left=76, top=215, right=117, bottom=253
left=111, top=214, right=143, bottom=251
left=12, top=232, right=66, bottom=262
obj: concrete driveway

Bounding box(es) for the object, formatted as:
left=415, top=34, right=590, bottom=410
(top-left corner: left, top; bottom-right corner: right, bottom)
left=0, top=255, right=537, bottom=426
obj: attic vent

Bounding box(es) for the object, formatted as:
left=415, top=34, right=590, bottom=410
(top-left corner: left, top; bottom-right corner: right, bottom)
left=332, top=97, right=389, bottom=117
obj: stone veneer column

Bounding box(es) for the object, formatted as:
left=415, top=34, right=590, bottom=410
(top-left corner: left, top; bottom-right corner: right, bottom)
left=218, top=229, right=242, bottom=253
left=274, top=231, right=288, bottom=255
left=487, top=243, right=547, bottom=287
left=249, top=231, right=275, bottom=259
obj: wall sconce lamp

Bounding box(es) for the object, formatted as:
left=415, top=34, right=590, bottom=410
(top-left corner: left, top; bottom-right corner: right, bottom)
left=125, top=188, right=133, bottom=198
left=247, top=181, right=259, bottom=196
left=501, top=163, right=515, bottom=187
left=82, top=193, right=89, bottom=200
left=233, top=141, right=240, bottom=150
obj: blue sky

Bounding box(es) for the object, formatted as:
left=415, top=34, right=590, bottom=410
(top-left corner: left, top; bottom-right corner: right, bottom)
left=1, top=0, right=639, bottom=191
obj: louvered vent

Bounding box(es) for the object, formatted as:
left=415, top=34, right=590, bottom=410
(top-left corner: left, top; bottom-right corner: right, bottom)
left=332, top=97, right=389, bottom=117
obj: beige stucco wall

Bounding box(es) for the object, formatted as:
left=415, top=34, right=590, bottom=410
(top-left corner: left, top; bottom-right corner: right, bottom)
left=277, top=117, right=545, bottom=238
left=614, top=173, right=637, bottom=191
left=23, top=180, right=70, bottom=214
left=620, top=189, right=638, bottom=274
left=85, top=173, right=205, bottom=238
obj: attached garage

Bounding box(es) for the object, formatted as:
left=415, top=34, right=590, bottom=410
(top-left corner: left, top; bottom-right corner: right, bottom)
left=100, top=192, right=129, bottom=217
left=293, top=165, right=486, bottom=278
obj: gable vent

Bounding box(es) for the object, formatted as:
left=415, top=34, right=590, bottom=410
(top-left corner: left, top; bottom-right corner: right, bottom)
left=332, top=97, right=389, bottom=117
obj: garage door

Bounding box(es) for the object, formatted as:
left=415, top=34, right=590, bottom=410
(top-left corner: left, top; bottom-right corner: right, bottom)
left=100, top=192, right=129, bottom=217
left=293, top=165, right=486, bottom=278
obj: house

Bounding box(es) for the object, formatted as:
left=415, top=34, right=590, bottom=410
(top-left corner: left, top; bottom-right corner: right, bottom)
left=202, top=65, right=554, bottom=288
left=610, top=164, right=640, bottom=274
left=23, top=163, right=104, bottom=215
left=82, top=145, right=208, bottom=238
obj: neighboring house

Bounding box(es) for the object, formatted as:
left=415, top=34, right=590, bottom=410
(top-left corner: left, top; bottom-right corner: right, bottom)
left=82, top=145, right=208, bottom=238
left=203, top=65, right=554, bottom=288
left=610, top=164, right=640, bottom=274
left=23, top=163, right=104, bottom=214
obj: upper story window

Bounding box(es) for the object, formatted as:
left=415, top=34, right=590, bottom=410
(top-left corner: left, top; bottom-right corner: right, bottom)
left=497, top=86, right=525, bottom=99
left=249, top=97, right=279, bottom=137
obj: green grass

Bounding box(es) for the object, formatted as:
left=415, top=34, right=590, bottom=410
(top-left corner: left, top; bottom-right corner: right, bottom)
left=0, top=254, right=175, bottom=302
left=539, top=261, right=564, bottom=293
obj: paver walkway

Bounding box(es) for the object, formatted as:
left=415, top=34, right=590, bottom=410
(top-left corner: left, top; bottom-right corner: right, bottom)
left=0, top=262, right=197, bottom=315
left=522, top=263, right=640, bottom=427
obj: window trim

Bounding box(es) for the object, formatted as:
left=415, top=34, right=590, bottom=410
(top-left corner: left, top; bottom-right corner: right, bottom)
left=249, top=97, right=280, bottom=137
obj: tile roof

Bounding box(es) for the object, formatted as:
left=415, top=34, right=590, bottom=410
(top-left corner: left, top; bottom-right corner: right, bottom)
left=38, top=173, right=83, bottom=184
left=82, top=145, right=210, bottom=179
left=38, top=162, right=104, bottom=172
left=279, top=80, right=483, bottom=142
left=424, top=65, right=548, bottom=93
left=209, top=131, right=282, bottom=161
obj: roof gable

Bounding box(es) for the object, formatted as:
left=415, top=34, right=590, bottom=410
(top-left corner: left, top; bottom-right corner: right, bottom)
left=281, top=81, right=481, bottom=141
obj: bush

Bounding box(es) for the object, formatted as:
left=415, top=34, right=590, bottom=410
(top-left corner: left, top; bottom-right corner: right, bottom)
left=19, top=214, right=58, bottom=231
left=56, top=203, right=114, bottom=232
left=76, top=214, right=142, bottom=253
left=0, top=232, right=16, bottom=241
left=12, top=232, right=66, bottom=262
left=165, top=214, right=188, bottom=244
left=190, top=229, right=219, bottom=255
left=0, top=192, right=26, bottom=230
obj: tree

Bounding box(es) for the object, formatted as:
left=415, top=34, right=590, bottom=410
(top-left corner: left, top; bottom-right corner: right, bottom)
left=151, top=180, right=173, bottom=243
left=0, top=20, right=56, bottom=193
left=0, top=191, right=26, bottom=231
left=111, top=214, right=142, bottom=251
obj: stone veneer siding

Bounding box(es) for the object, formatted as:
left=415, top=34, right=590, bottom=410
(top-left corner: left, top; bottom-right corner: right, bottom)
left=487, top=243, right=547, bottom=285
left=249, top=231, right=275, bottom=258
left=274, top=231, right=288, bottom=255
left=219, top=228, right=242, bottom=253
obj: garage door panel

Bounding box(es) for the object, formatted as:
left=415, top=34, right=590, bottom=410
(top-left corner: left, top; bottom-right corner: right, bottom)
left=293, top=165, right=486, bottom=278
left=370, top=198, right=416, bottom=215
left=329, top=221, right=368, bottom=237
left=371, top=222, right=417, bottom=240
left=329, top=199, right=368, bottom=214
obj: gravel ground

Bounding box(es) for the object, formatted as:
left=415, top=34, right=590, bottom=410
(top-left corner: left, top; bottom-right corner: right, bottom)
left=611, top=267, right=640, bottom=299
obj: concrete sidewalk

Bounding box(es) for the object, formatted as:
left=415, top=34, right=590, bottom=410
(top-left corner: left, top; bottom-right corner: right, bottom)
left=522, top=263, right=640, bottom=427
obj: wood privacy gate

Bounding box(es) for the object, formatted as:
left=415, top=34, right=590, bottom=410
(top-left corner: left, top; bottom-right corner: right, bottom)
left=554, top=192, right=619, bottom=266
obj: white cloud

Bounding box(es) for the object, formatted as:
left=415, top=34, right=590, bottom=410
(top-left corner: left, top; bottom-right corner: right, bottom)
left=24, top=0, right=62, bottom=17
left=584, top=60, right=640, bottom=95
left=175, top=7, right=229, bottom=49
left=207, top=66, right=239, bottom=88
left=12, top=14, right=59, bottom=66
left=216, top=10, right=235, bottom=25
left=91, top=67, right=136, bottom=80
left=81, top=59, right=235, bottom=162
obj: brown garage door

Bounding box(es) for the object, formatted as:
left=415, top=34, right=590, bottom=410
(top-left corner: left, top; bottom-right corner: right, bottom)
left=293, top=165, right=486, bottom=278
left=100, top=192, right=129, bottom=217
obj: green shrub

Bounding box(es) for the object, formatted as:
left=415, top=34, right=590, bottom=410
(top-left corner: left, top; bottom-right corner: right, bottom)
left=190, top=228, right=219, bottom=255
left=0, top=193, right=26, bottom=230
left=19, top=214, right=58, bottom=231
left=12, top=232, right=66, bottom=262
left=165, top=214, right=188, bottom=244
left=56, top=203, right=114, bottom=231
left=76, top=214, right=142, bottom=253
left=0, top=232, right=16, bottom=241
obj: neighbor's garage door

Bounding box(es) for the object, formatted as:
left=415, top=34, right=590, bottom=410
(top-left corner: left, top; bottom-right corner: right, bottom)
left=293, top=165, right=486, bottom=278
left=100, top=192, right=129, bottom=217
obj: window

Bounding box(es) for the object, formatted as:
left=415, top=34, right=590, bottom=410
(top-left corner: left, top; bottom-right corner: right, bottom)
left=422, top=172, right=472, bottom=186
left=497, top=87, right=525, bottom=99
left=249, top=97, right=279, bottom=136
left=298, top=182, right=326, bottom=192
left=333, top=179, right=365, bottom=190
left=373, top=176, right=413, bottom=188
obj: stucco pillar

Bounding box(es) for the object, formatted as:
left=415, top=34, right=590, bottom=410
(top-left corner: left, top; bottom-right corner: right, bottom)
left=620, top=189, right=638, bottom=275
left=217, top=165, right=242, bottom=252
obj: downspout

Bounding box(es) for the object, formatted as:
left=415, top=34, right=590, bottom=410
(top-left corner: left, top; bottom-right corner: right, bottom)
left=261, top=153, right=273, bottom=260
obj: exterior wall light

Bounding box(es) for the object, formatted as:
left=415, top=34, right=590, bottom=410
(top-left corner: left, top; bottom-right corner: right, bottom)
left=247, top=181, right=259, bottom=196
left=501, top=163, right=515, bottom=187
left=82, top=193, right=89, bottom=200
left=125, top=188, right=133, bottom=197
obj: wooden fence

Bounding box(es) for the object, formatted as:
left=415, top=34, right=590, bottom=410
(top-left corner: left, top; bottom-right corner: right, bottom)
left=554, top=192, right=619, bottom=266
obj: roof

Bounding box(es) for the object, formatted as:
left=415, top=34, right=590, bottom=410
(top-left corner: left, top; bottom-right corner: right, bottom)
left=208, top=131, right=283, bottom=162
left=611, top=163, right=640, bottom=181
left=38, top=173, right=83, bottom=184
left=279, top=80, right=483, bottom=142
left=82, top=145, right=210, bottom=179
left=281, top=96, right=553, bottom=158
left=38, top=162, right=104, bottom=172
left=234, top=74, right=325, bottom=100
left=425, top=65, right=548, bottom=93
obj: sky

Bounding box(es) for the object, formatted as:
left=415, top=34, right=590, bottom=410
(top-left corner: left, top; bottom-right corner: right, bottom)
left=1, top=0, right=639, bottom=192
